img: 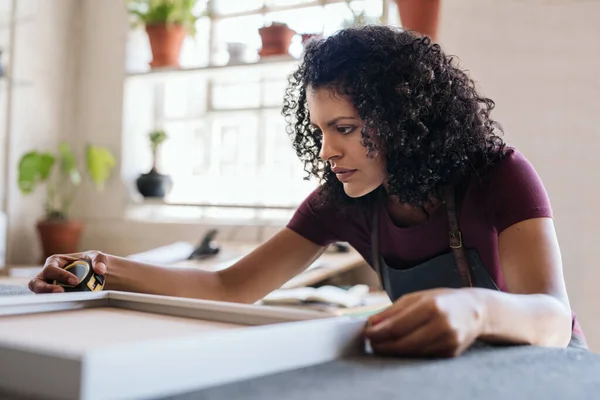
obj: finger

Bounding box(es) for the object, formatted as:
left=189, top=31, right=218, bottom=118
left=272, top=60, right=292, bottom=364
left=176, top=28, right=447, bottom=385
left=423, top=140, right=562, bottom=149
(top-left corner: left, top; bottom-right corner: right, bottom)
left=89, top=252, right=108, bottom=275
left=371, top=319, right=449, bottom=356
left=44, top=254, right=80, bottom=270
left=42, top=265, right=80, bottom=286
left=29, top=278, right=65, bottom=294
left=365, top=299, right=435, bottom=343
left=368, top=293, right=422, bottom=325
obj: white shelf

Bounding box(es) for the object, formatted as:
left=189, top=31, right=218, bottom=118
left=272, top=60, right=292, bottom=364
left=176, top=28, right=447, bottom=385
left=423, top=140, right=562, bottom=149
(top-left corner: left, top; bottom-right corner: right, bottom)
left=130, top=196, right=298, bottom=210
left=126, top=55, right=300, bottom=83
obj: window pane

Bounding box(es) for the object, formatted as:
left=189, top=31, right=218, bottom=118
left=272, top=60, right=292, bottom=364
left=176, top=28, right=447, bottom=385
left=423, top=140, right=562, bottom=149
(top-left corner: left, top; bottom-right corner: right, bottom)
left=387, top=1, right=401, bottom=26
left=161, top=76, right=208, bottom=119
left=323, top=0, right=383, bottom=34
left=211, top=81, right=261, bottom=110
left=213, top=15, right=263, bottom=64
left=125, top=28, right=152, bottom=74
left=157, top=121, right=205, bottom=176
left=212, top=114, right=259, bottom=178
left=180, top=16, right=211, bottom=68
left=258, top=111, right=316, bottom=205
left=264, top=6, right=324, bottom=35
left=323, top=2, right=354, bottom=34
left=262, top=78, right=287, bottom=108
left=214, top=0, right=263, bottom=15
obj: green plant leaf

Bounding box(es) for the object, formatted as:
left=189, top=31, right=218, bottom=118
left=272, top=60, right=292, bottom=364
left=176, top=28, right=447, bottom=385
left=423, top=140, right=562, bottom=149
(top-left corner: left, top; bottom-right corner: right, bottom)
left=38, top=153, right=55, bottom=180
left=17, top=151, right=55, bottom=194
left=149, top=130, right=168, bottom=150
left=124, top=0, right=203, bottom=35
left=58, top=142, right=81, bottom=186
left=86, top=144, right=116, bottom=191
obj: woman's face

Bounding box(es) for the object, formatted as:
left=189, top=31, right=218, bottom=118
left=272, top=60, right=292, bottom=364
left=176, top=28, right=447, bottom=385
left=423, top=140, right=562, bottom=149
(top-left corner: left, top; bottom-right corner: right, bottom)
left=306, top=87, right=386, bottom=198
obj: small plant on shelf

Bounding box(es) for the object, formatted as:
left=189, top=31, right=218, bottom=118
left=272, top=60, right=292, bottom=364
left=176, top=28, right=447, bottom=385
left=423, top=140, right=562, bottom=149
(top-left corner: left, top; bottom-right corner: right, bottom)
left=342, top=0, right=381, bottom=28
left=136, top=129, right=173, bottom=199
left=17, top=142, right=116, bottom=260
left=125, top=0, right=209, bottom=69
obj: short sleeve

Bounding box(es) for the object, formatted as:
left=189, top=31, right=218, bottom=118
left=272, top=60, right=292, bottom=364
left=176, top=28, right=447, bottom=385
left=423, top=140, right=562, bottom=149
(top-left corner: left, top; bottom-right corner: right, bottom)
left=487, top=148, right=553, bottom=234
left=286, top=189, right=341, bottom=246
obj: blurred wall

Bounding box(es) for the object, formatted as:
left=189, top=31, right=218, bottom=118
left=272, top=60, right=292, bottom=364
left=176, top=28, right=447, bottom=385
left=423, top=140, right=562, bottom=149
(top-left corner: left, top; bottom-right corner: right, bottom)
left=3, top=0, right=80, bottom=265
left=438, top=0, right=600, bottom=351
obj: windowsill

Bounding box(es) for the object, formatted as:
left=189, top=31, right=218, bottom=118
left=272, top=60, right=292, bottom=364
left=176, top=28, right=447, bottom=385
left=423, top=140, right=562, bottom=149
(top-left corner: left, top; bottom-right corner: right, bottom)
left=124, top=202, right=293, bottom=228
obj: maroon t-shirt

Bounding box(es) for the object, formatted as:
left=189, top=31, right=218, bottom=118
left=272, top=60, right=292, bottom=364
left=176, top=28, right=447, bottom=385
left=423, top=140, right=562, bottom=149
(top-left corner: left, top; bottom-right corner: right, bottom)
left=287, top=147, right=583, bottom=337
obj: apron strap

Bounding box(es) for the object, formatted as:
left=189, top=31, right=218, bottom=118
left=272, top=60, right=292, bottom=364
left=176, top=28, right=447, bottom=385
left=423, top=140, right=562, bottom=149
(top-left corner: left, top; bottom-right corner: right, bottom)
left=370, top=186, right=473, bottom=289
left=444, top=185, right=473, bottom=287
left=370, top=204, right=383, bottom=285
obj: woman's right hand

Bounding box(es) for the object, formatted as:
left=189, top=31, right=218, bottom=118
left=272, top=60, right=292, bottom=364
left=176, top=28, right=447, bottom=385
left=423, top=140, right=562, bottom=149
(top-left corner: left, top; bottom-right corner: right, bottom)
left=28, top=251, right=109, bottom=294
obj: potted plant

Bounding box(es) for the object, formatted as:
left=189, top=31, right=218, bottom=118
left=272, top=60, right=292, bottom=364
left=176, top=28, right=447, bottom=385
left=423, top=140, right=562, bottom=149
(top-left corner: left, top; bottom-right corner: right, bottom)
left=17, top=142, right=116, bottom=261
left=125, top=0, right=208, bottom=69
left=258, top=22, right=296, bottom=58
left=136, top=129, right=173, bottom=199
left=342, top=0, right=382, bottom=28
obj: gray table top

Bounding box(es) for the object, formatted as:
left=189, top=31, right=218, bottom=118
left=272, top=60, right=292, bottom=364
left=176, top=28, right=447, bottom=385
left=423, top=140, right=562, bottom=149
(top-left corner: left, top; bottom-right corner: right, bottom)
left=167, top=343, right=600, bottom=400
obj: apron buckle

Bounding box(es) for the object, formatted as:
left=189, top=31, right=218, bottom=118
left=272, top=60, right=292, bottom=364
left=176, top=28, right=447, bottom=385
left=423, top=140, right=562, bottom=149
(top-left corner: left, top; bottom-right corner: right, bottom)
left=449, top=230, right=462, bottom=248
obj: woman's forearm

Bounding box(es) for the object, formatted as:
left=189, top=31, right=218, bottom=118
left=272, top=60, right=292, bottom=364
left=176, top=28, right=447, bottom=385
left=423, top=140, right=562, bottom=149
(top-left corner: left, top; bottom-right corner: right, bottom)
left=471, top=288, right=573, bottom=347
left=104, top=254, right=229, bottom=301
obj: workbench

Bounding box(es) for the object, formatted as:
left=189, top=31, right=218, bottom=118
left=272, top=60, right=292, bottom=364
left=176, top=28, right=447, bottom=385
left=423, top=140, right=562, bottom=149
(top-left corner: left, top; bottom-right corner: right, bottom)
left=2, top=245, right=598, bottom=400
left=0, top=285, right=599, bottom=399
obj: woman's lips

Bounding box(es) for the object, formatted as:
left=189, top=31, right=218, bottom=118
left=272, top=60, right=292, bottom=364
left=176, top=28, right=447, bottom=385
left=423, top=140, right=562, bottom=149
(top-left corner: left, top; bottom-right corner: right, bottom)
left=333, top=169, right=357, bottom=182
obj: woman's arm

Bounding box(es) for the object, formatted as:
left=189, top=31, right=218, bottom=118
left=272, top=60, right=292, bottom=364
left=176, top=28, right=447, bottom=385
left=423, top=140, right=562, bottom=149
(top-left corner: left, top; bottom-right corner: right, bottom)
left=364, top=217, right=573, bottom=357
left=49, top=228, right=325, bottom=304
left=475, top=217, right=573, bottom=347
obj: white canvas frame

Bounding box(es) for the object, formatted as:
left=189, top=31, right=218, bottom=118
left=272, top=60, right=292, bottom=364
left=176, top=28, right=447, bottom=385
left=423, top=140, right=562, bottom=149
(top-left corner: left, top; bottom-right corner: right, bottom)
left=0, top=291, right=367, bottom=400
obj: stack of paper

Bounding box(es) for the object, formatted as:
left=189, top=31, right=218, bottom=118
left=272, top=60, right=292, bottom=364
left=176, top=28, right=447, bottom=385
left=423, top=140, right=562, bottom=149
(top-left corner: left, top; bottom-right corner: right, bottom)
left=261, top=285, right=370, bottom=308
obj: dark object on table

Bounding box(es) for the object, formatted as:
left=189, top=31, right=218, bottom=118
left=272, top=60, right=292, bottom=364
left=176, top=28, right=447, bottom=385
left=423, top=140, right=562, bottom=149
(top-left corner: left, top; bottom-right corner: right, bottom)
left=51, top=259, right=104, bottom=292
left=189, top=229, right=220, bottom=260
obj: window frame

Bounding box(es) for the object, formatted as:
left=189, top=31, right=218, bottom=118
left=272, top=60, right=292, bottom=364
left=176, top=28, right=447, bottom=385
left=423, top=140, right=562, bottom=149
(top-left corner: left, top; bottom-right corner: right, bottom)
left=123, top=0, right=393, bottom=222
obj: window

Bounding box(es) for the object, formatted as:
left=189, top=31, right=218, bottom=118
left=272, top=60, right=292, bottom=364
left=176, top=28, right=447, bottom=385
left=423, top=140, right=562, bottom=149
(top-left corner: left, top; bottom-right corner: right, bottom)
left=122, top=0, right=397, bottom=221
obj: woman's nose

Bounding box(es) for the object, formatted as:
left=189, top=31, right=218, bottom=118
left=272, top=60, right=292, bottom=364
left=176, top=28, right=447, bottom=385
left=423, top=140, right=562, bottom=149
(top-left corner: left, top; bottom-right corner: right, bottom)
left=319, top=132, right=342, bottom=161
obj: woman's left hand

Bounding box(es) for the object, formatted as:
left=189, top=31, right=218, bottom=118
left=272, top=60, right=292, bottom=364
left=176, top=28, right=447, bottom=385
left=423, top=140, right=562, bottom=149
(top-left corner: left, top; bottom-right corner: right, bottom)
left=364, top=288, right=485, bottom=358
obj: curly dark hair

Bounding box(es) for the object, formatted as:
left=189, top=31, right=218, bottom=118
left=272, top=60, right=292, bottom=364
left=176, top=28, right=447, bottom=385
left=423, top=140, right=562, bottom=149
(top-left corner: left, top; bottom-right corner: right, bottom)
left=282, top=25, right=506, bottom=211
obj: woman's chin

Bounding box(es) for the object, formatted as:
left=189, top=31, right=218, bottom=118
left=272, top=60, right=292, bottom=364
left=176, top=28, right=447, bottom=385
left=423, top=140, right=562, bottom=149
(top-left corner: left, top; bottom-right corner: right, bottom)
left=342, top=183, right=378, bottom=198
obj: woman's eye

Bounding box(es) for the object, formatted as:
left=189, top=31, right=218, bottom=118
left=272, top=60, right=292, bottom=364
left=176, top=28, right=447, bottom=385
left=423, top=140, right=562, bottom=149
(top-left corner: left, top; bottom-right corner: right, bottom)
left=337, top=126, right=356, bottom=135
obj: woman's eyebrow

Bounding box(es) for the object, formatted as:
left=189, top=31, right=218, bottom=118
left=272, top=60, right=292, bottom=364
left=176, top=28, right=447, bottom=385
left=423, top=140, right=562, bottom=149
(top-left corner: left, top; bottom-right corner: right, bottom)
left=311, top=116, right=360, bottom=127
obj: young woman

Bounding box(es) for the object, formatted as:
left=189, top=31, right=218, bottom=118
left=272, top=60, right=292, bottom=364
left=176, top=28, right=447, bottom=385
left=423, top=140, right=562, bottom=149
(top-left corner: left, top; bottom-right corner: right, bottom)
left=29, top=25, right=586, bottom=356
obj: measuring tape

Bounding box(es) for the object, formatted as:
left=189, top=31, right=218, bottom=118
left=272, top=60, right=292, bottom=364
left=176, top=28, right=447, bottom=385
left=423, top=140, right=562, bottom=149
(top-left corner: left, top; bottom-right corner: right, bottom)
left=53, top=259, right=105, bottom=292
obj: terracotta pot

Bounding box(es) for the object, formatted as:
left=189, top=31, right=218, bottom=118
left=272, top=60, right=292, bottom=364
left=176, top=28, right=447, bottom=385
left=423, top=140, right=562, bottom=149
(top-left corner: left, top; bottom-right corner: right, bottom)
left=258, top=23, right=296, bottom=58
left=36, top=219, right=84, bottom=261
left=394, top=0, right=441, bottom=42
left=145, top=23, right=186, bottom=68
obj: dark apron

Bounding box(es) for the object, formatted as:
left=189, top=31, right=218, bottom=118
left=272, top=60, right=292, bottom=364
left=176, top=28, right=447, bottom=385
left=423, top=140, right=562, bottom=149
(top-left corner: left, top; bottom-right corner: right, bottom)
left=370, top=186, right=587, bottom=350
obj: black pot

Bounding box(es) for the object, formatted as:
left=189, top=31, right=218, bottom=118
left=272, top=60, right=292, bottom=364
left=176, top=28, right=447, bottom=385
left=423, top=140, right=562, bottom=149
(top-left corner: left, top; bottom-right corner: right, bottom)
left=136, top=171, right=173, bottom=198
